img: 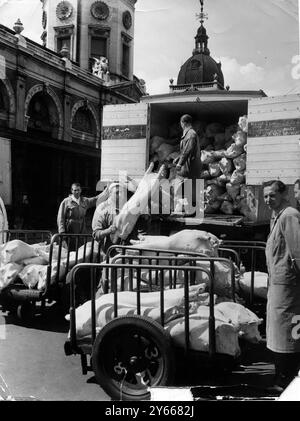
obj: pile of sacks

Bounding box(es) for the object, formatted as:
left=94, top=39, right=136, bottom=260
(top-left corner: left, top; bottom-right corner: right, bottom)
left=67, top=229, right=265, bottom=358
left=200, top=116, right=252, bottom=217
left=68, top=284, right=263, bottom=358
left=0, top=239, right=98, bottom=292
left=149, top=115, right=253, bottom=218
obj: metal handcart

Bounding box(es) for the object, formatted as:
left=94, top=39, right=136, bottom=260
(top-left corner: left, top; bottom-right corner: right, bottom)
left=0, top=230, right=101, bottom=321
left=65, top=245, right=239, bottom=401
left=220, top=241, right=267, bottom=322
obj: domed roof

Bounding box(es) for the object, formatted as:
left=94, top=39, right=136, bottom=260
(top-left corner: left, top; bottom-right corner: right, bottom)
left=177, top=53, right=224, bottom=86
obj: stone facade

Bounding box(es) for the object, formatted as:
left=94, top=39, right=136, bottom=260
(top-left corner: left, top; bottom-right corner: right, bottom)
left=41, top=0, right=137, bottom=84
left=0, top=20, right=143, bottom=229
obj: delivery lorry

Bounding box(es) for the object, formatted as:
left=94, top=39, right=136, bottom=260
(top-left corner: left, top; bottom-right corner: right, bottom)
left=98, top=91, right=300, bottom=240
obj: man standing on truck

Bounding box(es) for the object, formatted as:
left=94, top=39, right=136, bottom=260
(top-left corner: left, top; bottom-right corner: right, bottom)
left=263, top=180, right=300, bottom=392
left=173, top=114, right=201, bottom=216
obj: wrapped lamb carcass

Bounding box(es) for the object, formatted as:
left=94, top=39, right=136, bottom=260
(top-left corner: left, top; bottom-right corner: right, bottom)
left=166, top=311, right=241, bottom=357
left=201, top=150, right=216, bottom=165
left=233, top=130, right=247, bottom=148
left=217, top=193, right=232, bottom=202
left=1, top=240, right=38, bottom=265
left=239, top=184, right=247, bottom=198
left=239, top=271, right=268, bottom=300
left=233, top=153, right=246, bottom=172
left=217, top=174, right=231, bottom=185
left=225, top=143, right=244, bottom=159
left=226, top=183, right=241, bottom=201
left=238, top=115, right=248, bottom=133
left=219, top=157, right=233, bottom=175
left=129, top=229, right=220, bottom=257
left=200, top=170, right=211, bottom=180
left=0, top=263, right=24, bottom=291
left=207, top=178, right=227, bottom=187
left=150, top=136, right=166, bottom=154
left=225, top=124, right=239, bottom=141
left=235, top=197, right=253, bottom=219
left=206, top=123, right=224, bottom=138
left=156, top=143, right=179, bottom=162
left=220, top=200, right=234, bottom=215
left=213, top=149, right=226, bottom=160
left=208, top=162, right=222, bottom=178
left=205, top=202, right=222, bottom=214
left=230, top=170, right=245, bottom=185
left=206, top=184, right=225, bottom=201
left=214, top=302, right=262, bottom=343
left=112, top=163, right=165, bottom=241
left=214, top=133, right=226, bottom=150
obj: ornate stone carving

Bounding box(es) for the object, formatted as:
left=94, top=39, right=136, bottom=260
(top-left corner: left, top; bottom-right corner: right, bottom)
left=123, top=11, right=132, bottom=30
left=56, top=1, right=73, bottom=21
left=91, top=2, right=110, bottom=20
left=92, top=56, right=110, bottom=82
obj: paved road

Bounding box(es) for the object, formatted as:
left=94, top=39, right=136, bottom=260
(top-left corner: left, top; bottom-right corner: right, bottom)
left=0, top=303, right=278, bottom=402
left=0, top=304, right=110, bottom=401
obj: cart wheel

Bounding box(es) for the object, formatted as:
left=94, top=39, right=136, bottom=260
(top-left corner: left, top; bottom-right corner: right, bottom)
left=92, top=315, right=175, bottom=401
left=16, top=302, right=35, bottom=322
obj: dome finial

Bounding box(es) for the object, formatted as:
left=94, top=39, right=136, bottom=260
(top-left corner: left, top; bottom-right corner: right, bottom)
left=194, top=0, right=210, bottom=55
left=196, top=0, right=208, bottom=27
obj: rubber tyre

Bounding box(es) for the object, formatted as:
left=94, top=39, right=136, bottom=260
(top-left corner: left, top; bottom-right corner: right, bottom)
left=92, top=315, right=175, bottom=401
left=16, top=302, right=35, bottom=322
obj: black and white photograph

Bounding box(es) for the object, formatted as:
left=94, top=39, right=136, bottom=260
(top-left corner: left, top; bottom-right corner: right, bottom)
left=0, top=0, right=300, bottom=406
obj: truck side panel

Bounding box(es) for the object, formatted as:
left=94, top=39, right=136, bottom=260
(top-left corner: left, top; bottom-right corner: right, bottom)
left=101, top=103, right=149, bottom=183
left=247, top=94, right=300, bottom=185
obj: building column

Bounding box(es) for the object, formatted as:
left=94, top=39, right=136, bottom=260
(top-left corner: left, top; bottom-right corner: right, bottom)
left=15, top=75, right=26, bottom=131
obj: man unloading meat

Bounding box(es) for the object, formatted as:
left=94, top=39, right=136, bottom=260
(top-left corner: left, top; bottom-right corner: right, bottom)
left=263, top=180, right=300, bottom=392
left=57, top=183, right=100, bottom=250
left=92, top=183, right=128, bottom=257
left=173, top=114, right=201, bottom=215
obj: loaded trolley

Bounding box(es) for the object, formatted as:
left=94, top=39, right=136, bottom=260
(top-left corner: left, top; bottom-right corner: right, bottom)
left=65, top=246, right=240, bottom=401
left=0, top=231, right=100, bottom=321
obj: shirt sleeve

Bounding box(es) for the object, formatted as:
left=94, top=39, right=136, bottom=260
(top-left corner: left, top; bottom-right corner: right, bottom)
left=92, top=210, right=114, bottom=242
left=281, top=212, right=300, bottom=263
left=178, top=132, right=197, bottom=166
left=57, top=200, right=67, bottom=233
left=85, top=196, right=99, bottom=209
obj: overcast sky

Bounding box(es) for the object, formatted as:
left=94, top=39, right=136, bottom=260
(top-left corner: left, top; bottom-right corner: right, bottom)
left=0, top=0, right=299, bottom=96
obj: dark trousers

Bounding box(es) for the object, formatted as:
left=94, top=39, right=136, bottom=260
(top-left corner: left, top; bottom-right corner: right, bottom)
left=273, top=352, right=300, bottom=388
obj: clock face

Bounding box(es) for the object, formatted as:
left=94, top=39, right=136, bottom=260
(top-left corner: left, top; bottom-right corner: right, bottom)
left=91, top=1, right=110, bottom=20
left=56, top=1, right=73, bottom=21
left=123, top=11, right=132, bottom=30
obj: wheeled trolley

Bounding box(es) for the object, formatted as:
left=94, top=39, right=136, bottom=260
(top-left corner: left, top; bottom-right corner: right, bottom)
left=0, top=231, right=100, bottom=322
left=65, top=246, right=242, bottom=400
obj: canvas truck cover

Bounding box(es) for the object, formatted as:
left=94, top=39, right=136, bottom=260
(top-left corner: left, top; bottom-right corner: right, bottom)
left=100, top=103, right=149, bottom=185
left=247, top=94, right=300, bottom=185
